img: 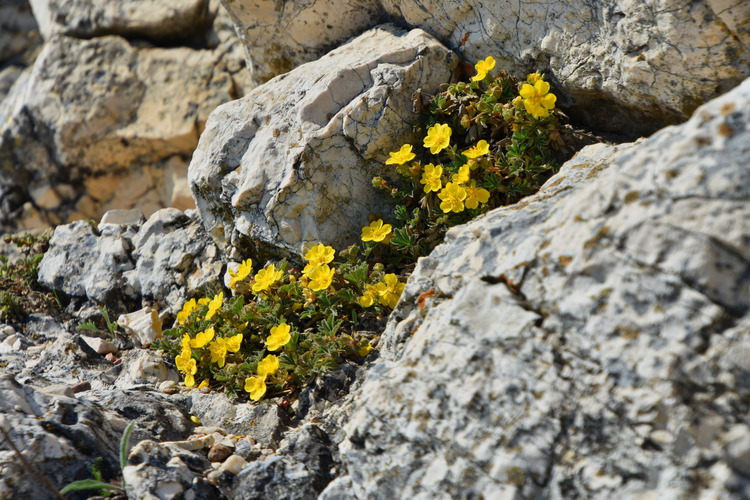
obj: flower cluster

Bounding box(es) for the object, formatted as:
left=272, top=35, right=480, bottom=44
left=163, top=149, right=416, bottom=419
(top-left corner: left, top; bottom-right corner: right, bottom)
left=159, top=238, right=406, bottom=401
left=370, top=63, right=563, bottom=260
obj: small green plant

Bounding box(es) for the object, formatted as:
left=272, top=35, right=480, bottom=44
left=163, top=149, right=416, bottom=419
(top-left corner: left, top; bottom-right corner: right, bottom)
left=152, top=245, right=403, bottom=400
left=372, top=58, right=565, bottom=260
left=0, top=231, right=59, bottom=322
left=77, top=305, right=120, bottom=340
left=60, top=421, right=134, bottom=497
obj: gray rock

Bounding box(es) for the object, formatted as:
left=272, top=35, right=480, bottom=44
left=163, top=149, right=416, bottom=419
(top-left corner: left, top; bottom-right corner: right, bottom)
left=220, top=0, right=384, bottom=85
left=189, top=24, right=457, bottom=258
left=37, top=220, right=139, bottom=313
left=37, top=208, right=224, bottom=315
left=189, top=392, right=285, bottom=448
left=0, top=374, right=129, bottom=499
left=223, top=0, right=749, bottom=136
left=322, top=78, right=750, bottom=499
left=0, top=32, right=241, bottom=232
left=132, top=208, right=224, bottom=314
left=29, top=0, right=212, bottom=42
left=123, top=439, right=224, bottom=500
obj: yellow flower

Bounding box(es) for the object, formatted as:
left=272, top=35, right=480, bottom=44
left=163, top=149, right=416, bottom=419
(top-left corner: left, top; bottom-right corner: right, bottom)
left=472, top=56, right=496, bottom=82
left=198, top=298, right=210, bottom=306
left=438, top=182, right=467, bottom=213
left=302, top=244, right=335, bottom=276
left=361, top=219, right=392, bottom=243
left=244, top=376, right=266, bottom=401
left=358, top=284, right=379, bottom=308
left=257, top=354, right=280, bottom=378
left=423, top=123, right=452, bottom=155
left=181, top=334, right=192, bottom=353
left=528, top=72, right=542, bottom=84
left=356, top=343, right=372, bottom=357
left=176, top=298, right=197, bottom=324
left=452, top=165, right=470, bottom=185
left=308, top=264, right=335, bottom=291
left=225, top=333, right=243, bottom=352
left=228, top=259, right=253, bottom=289
left=252, top=264, right=283, bottom=293
left=198, top=379, right=210, bottom=390
left=420, top=163, right=443, bottom=193
left=519, top=80, right=557, bottom=118
left=209, top=339, right=228, bottom=368
left=205, top=292, right=223, bottom=320
left=385, top=144, right=416, bottom=165
left=463, top=140, right=490, bottom=159
left=190, top=326, right=215, bottom=349
left=175, top=350, right=197, bottom=387
left=465, top=181, right=491, bottom=209
left=375, top=274, right=406, bottom=309
left=266, top=323, right=292, bottom=351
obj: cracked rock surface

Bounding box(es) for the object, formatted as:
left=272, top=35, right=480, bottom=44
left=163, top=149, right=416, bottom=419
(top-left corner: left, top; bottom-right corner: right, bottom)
left=223, top=0, right=750, bottom=136
left=189, top=24, right=457, bottom=259
left=321, top=77, right=750, bottom=499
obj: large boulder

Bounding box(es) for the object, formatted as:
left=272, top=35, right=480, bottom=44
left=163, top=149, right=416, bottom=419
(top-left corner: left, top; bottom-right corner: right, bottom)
left=220, top=0, right=384, bottom=84
left=189, top=24, right=457, bottom=259
left=28, top=0, right=212, bottom=42
left=222, top=0, right=750, bottom=136
left=321, top=78, right=750, bottom=498
left=0, top=32, right=242, bottom=232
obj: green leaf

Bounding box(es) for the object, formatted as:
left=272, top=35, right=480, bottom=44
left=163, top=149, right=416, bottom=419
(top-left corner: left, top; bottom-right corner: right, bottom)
left=60, top=479, right=123, bottom=494
left=119, top=420, right=135, bottom=489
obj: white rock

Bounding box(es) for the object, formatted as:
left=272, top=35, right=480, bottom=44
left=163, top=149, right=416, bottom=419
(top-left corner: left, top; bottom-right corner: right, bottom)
left=189, top=24, right=457, bottom=257
left=223, top=0, right=750, bottom=136
left=28, top=0, right=211, bottom=41
left=118, top=306, right=163, bottom=347
left=80, top=334, right=118, bottom=355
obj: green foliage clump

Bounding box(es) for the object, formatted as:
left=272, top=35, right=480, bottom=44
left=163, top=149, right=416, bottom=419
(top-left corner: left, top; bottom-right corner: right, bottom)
left=0, top=231, right=56, bottom=322
left=375, top=60, right=565, bottom=259
left=152, top=245, right=402, bottom=401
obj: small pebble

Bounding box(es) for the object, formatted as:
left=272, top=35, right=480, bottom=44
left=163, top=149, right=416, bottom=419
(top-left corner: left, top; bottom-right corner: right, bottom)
left=72, top=381, right=91, bottom=393
left=220, top=454, right=248, bottom=474
left=208, top=443, right=234, bottom=463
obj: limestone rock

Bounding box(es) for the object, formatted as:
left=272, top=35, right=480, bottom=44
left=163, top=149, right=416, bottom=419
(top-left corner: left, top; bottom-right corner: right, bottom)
left=322, top=77, right=750, bottom=498
left=0, top=374, right=130, bottom=499
left=118, top=306, right=163, bottom=347
left=29, top=0, right=212, bottom=42
left=189, top=24, right=457, bottom=258
left=132, top=208, right=224, bottom=314
left=220, top=0, right=384, bottom=85
left=37, top=220, right=140, bottom=313
left=37, top=208, right=224, bottom=315
left=0, top=32, right=240, bottom=232
left=223, top=0, right=749, bottom=136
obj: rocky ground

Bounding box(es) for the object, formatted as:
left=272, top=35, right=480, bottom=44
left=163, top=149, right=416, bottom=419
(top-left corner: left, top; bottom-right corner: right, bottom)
left=1, top=1, right=750, bottom=499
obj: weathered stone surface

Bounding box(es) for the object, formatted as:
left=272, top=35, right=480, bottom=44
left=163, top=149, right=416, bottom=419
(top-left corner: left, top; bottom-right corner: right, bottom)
left=224, top=0, right=749, bottom=136
left=123, top=439, right=224, bottom=500
left=0, top=31, right=242, bottom=232
left=189, top=24, right=457, bottom=258
left=37, top=208, right=224, bottom=315
left=132, top=208, right=224, bottom=314
left=321, top=78, right=750, bottom=498
left=226, top=425, right=335, bottom=499
left=29, top=0, right=211, bottom=42
left=189, top=392, right=286, bottom=448
left=0, top=0, right=41, bottom=66
left=220, top=0, right=384, bottom=85
left=37, top=220, right=140, bottom=313
left=0, top=374, right=160, bottom=500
